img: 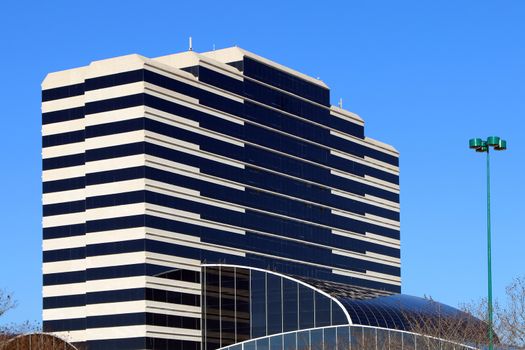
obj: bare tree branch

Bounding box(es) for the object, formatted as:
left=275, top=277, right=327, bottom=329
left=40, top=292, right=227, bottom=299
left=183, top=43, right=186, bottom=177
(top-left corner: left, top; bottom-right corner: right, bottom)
left=401, top=298, right=489, bottom=349
left=461, top=276, right=525, bottom=349
left=0, top=290, right=16, bottom=319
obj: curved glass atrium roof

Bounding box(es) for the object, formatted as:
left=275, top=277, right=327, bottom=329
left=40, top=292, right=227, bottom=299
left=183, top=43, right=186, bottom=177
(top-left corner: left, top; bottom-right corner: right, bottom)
left=293, top=275, right=484, bottom=332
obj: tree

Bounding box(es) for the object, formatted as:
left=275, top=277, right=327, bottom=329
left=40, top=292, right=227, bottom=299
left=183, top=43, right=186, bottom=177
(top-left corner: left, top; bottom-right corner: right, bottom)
left=0, top=290, right=39, bottom=338
left=0, top=290, right=16, bottom=319
left=400, top=299, right=489, bottom=349
left=461, top=275, right=525, bottom=349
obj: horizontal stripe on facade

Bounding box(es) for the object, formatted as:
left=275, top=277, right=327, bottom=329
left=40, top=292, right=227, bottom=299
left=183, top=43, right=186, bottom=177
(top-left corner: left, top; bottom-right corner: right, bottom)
left=43, top=222, right=85, bottom=239
left=41, top=234, right=395, bottom=278
left=43, top=202, right=398, bottom=276
left=42, top=169, right=395, bottom=225
left=82, top=337, right=200, bottom=350
left=43, top=200, right=398, bottom=259
left=42, top=106, right=84, bottom=125
left=145, top=66, right=358, bottom=145
left=85, top=183, right=397, bottom=240
left=43, top=150, right=392, bottom=220
left=143, top=66, right=391, bottom=164
left=86, top=162, right=396, bottom=217
left=43, top=233, right=398, bottom=279
left=87, top=162, right=396, bottom=223
left=44, top=178, right=392, bottom=238
left=243, top=100, right=395, bottom=167
left=243, top=57, right=329, bottom=106
left=43, top=262, right=191, bottom=285
left=44, top=269, right=86, bottom=285
left=86, top=166, right=145, bottom=186
left=43, top=287, right=200, bottom=309
left=41, top=237, right=398, bottom=291
left=43, top=199, right=85, bottom=216
left=150, top=63, right=363, bottom=147
left=42, top=260, right=396, bottom=299
left=75, top=110, right=397, bottom=186
left=85, top=69, right=144, bottom=91
left=79, top=141, right=398, bottom=204
left=44, top=312, right=200, bottom=332
left=42, top=119, right=85, bottom=139
left=150, top=66, right=392, bottom=165
left=322, top=266, right=400, bottom=292
left=111, top=166, right=397, bottom=220
left=41, top=105, right=396, bottom=198
left=176, top=67, right=388, bottom=162
left=86, top=93, right=143, bottom=115
left=242, top=250, right=399, bottom=292
left=86, top=141, right=145, bottom=163
left=42, top=67, right=395, bottom=167
left=143, top=94, right=398, bottom=182
left=42, top=270, right=198, bottom=298
left=42, top=153, right=84, bottom=170
left=147, top=141, right=398, bottom=201
left=41, top=266, right=396, bottom=297
left=242, top=78, right=340, bottom=133
left=141, top=211, right=398, bottom=258
left=95, top=186, right=396, bottom=238
left=155, top=163, right=398, bottom=218
left=42, top=176, right=85, bottom=193
left=43, top=293, right=85, bottom=309
left=185, top=65, right=243, bottom=95
left=198, top=60, right=326, bottom=106
left=43, top=247, right=85, bottom=262
left=84, top=182, right=398, bottom=238
left=42, top=82, right=85, bottom=102
left=125, top=210, right=392, bottom=259
left=87, top=68, right=393, bottom=165
left=42, top=129, right=84, bottom=148
left=69, top=109, right=390, bottom=191
left=44, top=234, right=392, bottom=279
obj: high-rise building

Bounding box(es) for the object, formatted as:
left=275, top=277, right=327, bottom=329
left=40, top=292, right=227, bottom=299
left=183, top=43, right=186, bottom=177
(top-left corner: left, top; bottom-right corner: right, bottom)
left=42, top=47, right=401, bottom=349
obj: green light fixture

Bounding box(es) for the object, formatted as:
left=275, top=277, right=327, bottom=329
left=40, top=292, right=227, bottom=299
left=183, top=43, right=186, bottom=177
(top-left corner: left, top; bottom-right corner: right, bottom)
left=468, top=136, right=507, bottom=350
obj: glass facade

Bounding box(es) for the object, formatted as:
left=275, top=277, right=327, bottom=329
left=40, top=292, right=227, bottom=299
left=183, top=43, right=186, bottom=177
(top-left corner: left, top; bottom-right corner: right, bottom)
left=202, top=266, right=349, bottom=350
left=204, top=265, right=490, bottom=350
left=218, top=325, right=478, bottom=350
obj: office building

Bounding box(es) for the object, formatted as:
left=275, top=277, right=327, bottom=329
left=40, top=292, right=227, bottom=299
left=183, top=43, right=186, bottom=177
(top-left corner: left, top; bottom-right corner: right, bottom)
left=41, top=47, right=404, bottom=349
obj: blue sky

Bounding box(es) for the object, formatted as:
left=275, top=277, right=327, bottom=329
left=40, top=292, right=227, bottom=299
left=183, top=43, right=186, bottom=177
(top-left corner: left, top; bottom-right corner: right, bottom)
left=1, top=1, right=523, bottom=325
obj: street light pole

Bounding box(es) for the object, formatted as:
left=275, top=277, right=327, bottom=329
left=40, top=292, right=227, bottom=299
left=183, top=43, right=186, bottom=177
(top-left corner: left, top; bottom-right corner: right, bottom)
left=486, top=146, right=494, bottom=350
left=469, top=136, right=507, bottom=350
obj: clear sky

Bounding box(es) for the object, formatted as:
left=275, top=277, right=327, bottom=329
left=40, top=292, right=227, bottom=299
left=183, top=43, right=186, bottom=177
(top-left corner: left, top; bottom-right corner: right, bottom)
left=1, top=0, right=523, bottom=325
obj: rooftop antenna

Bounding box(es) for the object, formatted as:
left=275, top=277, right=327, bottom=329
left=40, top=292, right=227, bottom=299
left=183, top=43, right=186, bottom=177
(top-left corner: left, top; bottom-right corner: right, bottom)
left=189, top=36, right=193, bottom=51
left=338, top=98, right=343, bottom=108
left=213, top=44, right=216, bottom=51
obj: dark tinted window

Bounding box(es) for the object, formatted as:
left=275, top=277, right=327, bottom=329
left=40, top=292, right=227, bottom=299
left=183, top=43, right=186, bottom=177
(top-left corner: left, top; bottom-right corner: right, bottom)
left=244, top=58, right=329, bottom=106
left=266, top=274, right=282, bottom=334
left=220, top=267, right=236, bottom=347
left=251, top=270, right=266, bottom=338
left=235, top=268, right=251, bottom=342
left=282, top=279, right=298, bottom=332
left=298, top=285, right=314, bottom=329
